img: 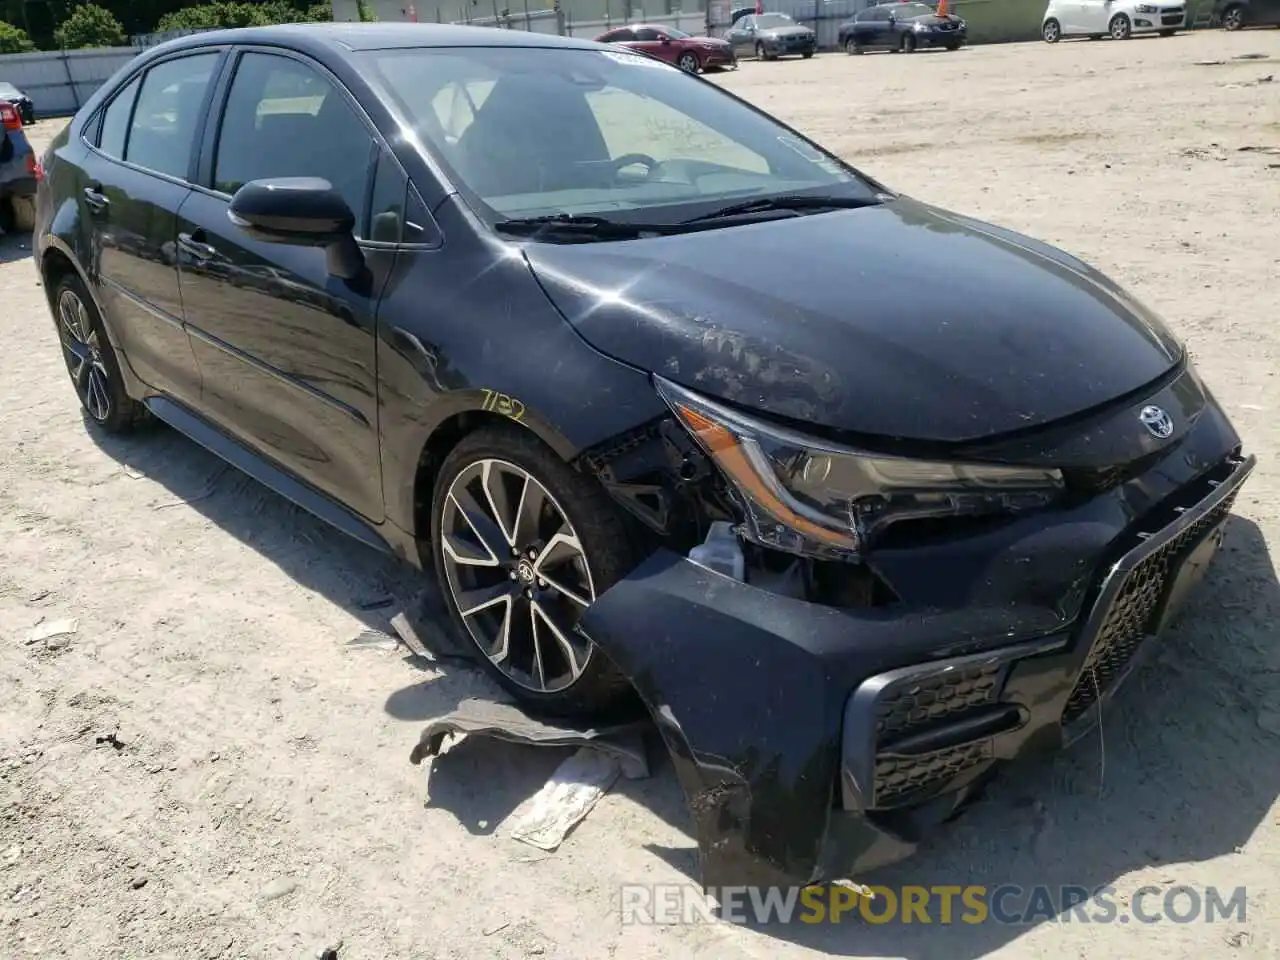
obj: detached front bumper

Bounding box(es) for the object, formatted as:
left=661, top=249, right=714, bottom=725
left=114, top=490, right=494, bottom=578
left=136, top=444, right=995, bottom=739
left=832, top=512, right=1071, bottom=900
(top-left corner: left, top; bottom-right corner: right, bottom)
left=580, top=375, right=1252, bottom=890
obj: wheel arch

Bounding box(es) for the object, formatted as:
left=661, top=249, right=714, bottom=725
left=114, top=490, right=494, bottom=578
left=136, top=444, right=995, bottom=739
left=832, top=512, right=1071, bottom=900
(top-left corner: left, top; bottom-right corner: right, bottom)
left=406, top=394, right=581, bottom=566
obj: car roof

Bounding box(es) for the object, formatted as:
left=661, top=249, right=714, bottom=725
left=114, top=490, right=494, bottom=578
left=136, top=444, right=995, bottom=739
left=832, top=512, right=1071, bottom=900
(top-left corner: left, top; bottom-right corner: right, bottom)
left=150, top=22, right=606, bottom=56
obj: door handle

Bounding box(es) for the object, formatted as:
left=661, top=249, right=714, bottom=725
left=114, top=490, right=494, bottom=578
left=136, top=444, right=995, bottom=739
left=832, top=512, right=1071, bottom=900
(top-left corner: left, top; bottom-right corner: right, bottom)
left=82, top=184, right=108, bottom=212
left=178, top=231, right=219, bottom=262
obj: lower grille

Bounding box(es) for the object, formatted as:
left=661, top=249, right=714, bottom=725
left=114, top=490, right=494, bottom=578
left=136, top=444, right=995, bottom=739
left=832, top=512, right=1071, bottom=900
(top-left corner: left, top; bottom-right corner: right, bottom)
left=1161, top=13, right=1183, bottom=24
left=1061, top=488, right=1238, bottom=727
left=874, top=741, right=992, bottom=808
left=875, top=661, right=1000, bottom=741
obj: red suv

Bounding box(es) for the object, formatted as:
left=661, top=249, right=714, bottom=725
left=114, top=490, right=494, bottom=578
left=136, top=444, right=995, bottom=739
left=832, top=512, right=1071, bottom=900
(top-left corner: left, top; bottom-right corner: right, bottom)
left=595, top=24, right=737, bottom=73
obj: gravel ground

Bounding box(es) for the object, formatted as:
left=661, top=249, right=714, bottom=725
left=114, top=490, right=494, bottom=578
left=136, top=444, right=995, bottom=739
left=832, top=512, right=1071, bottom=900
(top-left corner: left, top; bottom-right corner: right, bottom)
left=2, top=30, right=1279, bottom=960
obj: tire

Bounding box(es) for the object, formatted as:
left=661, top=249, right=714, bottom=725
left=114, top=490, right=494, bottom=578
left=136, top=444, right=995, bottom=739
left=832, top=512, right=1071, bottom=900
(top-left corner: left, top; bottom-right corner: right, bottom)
left=1042, top=18, right=1061, bottom=42
left=9, top=195, right=35, bottom=233
left=1109, top=13, right=1131, bottom=39
left=50, top=272, right=149, bottom=434
left=900, top=32, right=917, bottom=52
left=430, top=424, right=643, bottom=717
left=1221, top=4, right=1244, bottom=29
left=801, top=51, right=813, bottom=58
left=677, top=51, right=700, bottom=73
left=844, top=37, right=864, bottom=54
left=755, top=41, right=772, bottom=60
left=945, top=41, right=960, bottom=50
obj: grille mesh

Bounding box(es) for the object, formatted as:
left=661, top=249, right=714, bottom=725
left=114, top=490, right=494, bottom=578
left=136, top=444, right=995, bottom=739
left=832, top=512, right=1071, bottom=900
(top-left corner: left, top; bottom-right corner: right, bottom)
left=1061, top=491, right=1237, bottom=727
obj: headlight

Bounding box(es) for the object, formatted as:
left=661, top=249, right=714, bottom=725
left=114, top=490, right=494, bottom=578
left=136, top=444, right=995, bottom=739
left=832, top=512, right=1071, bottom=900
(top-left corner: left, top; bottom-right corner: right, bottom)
left=657, top=377, right=1064, bottom=561
left=1135, top=4, right=1158, bottom=11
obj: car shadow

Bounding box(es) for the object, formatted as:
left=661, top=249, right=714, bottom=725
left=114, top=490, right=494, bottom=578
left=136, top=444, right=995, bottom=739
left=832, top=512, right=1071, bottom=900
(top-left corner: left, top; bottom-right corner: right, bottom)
left=81, top=421, right=1280, bottom=954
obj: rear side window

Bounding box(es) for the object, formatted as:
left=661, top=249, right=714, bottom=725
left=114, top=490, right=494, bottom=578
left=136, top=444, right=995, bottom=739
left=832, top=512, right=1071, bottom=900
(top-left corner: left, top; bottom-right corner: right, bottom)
left=213, top=52, right=373, bottom=235
left=96, top=75, right=140, bottom=159
left=124, top=53, right=219, bottom=180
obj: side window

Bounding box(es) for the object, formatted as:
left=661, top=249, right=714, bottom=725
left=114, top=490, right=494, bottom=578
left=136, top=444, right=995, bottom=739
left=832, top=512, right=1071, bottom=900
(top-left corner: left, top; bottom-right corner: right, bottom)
left=741, top=16, right=754, bottom=29
left=367, top=147, right=407, bottom=243
left=634, top=28, right=661, bottom=40
left=611, top=28, right=636, bottom=40
left=124, top=53, right=219, bottom=179
left=213, top=52, right=373, bottom=234
left=96, top=75, right=140, bottom=159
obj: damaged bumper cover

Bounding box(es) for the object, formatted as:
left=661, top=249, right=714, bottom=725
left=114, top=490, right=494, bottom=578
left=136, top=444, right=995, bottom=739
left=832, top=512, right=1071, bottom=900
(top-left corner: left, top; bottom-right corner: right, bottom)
left=579, top=450, right=1254, bottom=890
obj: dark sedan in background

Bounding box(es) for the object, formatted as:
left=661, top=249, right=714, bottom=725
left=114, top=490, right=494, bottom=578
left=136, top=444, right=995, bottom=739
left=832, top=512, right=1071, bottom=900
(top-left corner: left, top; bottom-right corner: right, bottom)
left=0, top=98, right=37, bottom=234
left=839, top=1, right=967, bottom=52
left=0, top=81, right=35, bottom=126
left=595, top=23, right=736, bottom=72
left=1215, top=0, right=1280, bottom=28
left=723, top=11, right=817, bottom=59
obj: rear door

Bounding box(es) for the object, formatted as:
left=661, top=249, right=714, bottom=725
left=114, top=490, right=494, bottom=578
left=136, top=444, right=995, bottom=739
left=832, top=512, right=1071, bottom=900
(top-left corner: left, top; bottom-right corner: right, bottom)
left=77, top=51, right=222, bottom=405
left=175, top=48, right=388, bottom=521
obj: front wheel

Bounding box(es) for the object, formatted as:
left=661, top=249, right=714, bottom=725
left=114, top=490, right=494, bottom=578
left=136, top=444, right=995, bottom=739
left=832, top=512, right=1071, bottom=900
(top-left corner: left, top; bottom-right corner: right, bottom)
left=1042, top=18, right=1061, bottom=42
left=801, top=50, right=814, bottom=58
left=900, top=32, right=917, bottom=52
left=1221, top=4, right=1244, bottom=28
left=1109, top=13, right=1132, bottom=39
left=677, top=51, right=700, bottom=73
left=431, top=426, right=642, bottom=717
left=844, top=37, right=864, bottom=54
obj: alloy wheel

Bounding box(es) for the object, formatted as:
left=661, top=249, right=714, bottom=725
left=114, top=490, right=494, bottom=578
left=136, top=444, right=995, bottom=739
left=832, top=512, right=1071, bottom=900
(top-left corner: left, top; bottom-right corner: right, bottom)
left=440, top=458, right=597, bottom=694
left=678, top=52, right=699, bottom=72
left=1043, top=19, right=1060, bottom=42
left=57, top=288, right=111, bottom=422
left=1110, top=15, right=1130, bottom=38
left=1222, top=6, right=1242, bottom=28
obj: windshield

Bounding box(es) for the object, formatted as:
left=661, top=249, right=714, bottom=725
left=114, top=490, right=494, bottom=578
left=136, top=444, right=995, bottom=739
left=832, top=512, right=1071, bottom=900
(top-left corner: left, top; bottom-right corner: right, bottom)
left=892, top=3, right=936, bottom=16
left=359, top=46, right=876, bottom=227
left=0, top=83, right=19, bottom=97
left=753, top=13, right=795, bottom=28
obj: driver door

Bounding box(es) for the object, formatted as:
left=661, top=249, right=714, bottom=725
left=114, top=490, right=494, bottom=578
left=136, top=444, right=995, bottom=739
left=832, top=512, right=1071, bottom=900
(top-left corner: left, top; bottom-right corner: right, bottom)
left=631, top=27, right=677, bottom=62
left=725, top=15, right=756, bottom=55
left=1074, top=0, right=1111, bottom=33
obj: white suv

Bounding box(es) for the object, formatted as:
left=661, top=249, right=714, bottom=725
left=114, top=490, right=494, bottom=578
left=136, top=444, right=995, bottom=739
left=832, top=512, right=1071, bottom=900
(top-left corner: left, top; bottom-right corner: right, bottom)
left=1041, top=0, right=1186, bottom=41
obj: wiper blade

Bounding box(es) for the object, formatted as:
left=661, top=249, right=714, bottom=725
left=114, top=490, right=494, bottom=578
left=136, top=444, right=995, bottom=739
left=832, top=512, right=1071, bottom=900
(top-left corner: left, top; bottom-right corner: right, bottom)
left=682, top=194, right=884, bottom=223
left=494, top=214, right=680, bottom=240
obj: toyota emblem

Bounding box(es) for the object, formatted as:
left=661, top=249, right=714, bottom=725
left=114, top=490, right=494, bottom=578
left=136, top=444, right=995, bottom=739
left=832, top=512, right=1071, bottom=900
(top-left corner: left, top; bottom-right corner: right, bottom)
left=1139, top=405, right=1174, bottom=440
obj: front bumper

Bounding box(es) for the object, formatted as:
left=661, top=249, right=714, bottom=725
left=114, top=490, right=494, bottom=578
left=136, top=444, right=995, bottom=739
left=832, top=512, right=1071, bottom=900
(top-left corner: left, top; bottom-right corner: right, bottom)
left=916, top=27, right=967, bottom=46
left=698, top=45, right=737, bottom=68
left=1133, top=10, right=1186, bottom=29
left=580, top=377, right=1252, bottom=890
left=762, top=37, right=817, bottom=56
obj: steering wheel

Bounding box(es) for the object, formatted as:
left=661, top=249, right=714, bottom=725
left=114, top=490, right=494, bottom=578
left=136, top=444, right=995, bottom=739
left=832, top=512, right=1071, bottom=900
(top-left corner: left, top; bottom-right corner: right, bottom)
left=609, top=153, right=661, bottom=179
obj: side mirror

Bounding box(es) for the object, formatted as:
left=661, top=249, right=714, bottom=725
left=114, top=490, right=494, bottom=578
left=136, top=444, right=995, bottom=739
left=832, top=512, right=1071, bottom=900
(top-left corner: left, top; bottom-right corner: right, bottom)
left=660, top=34, right=671, bottom=43
left=228, top=177, right=365, bottom=280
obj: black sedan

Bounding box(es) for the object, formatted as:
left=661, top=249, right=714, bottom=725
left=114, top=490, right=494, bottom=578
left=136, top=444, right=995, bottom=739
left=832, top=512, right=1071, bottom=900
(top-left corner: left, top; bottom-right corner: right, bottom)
left=33, top=23, right=1251, bottom=891
left=722, top=11, right=817, bottom=59
left=0, top=81, right=35, bottom=126
left=839, top=1, right=967, bottom=52
left=1215, top=0, right=1280, bottom=28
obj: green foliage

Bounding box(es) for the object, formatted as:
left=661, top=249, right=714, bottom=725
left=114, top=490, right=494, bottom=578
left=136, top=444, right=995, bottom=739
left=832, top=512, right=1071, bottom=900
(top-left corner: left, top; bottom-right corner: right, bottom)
left=155, top=0, right=334, bottom=32
left=54, top=3, right=128, bottom=48
left=357, top=0, right=377, bottom=21
left=0, top=18, right=35, bottom=52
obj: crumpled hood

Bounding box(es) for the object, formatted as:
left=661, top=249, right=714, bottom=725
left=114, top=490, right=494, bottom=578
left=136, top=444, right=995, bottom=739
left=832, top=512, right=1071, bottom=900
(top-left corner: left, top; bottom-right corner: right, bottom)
left=522, top=197, right=1183, bottom=444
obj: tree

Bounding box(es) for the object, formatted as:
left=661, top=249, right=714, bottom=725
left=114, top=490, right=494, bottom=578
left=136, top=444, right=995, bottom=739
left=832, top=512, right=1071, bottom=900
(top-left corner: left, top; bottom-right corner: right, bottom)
left=0, top=19, right=35, bottom=53
left=54, top=3, right=128, bottom=48
left=155, top=0, right=332, bottom=31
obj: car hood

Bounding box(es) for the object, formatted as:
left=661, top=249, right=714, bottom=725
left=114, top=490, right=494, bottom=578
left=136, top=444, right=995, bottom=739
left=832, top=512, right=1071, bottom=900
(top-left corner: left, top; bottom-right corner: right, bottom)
left=758, top=25, right=814, bottom=37
left=522, top=197, right=1184, bottom=444
left=907, top=14, right=963, bottom=24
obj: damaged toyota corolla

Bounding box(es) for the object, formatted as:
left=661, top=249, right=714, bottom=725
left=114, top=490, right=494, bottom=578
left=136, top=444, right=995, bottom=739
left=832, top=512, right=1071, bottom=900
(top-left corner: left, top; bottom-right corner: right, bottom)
left=37, top=24, right=1252, bottom=891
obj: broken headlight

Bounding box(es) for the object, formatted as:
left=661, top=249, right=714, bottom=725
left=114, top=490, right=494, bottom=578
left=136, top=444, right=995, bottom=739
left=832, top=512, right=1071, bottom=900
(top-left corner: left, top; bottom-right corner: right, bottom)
left=656, top=377, right=1064, bottom=561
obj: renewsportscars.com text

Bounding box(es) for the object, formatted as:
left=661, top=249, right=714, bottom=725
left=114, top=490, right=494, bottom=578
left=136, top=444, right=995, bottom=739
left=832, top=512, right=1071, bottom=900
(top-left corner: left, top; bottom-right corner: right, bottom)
left=619, top=883, right=1248, bottom=926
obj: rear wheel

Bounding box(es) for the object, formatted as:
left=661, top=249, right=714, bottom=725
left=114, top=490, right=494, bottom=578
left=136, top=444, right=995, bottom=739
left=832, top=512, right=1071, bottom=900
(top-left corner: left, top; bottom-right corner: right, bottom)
left=430, top=426, right=642, bottom=717
left=844, top=37, right=864, bottom=54
left=1109, top=13, right=1132, bottom=38
left=1042, top=18, right=1062, bottom=42
left=677, top=51, right=700, bottom=73
left=51, top=273, right=148, bottom=434
left=801, top=50, right=814, bottom=58
left=1221, top=4, right=1244, bottom=28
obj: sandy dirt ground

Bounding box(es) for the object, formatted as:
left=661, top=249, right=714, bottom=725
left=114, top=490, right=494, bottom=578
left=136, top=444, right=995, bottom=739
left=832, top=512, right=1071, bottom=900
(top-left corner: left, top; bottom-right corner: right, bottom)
left=2, top=29, right=1279, bottom=960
